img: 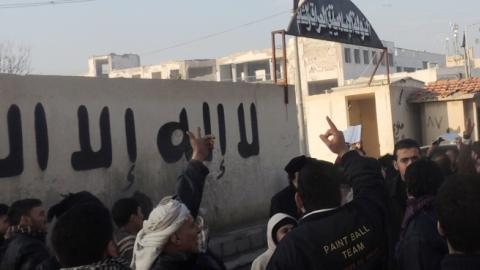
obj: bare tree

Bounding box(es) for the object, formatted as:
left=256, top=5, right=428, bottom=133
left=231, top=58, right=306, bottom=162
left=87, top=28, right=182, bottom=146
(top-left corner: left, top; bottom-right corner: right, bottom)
left=0, top=42, right=31, bottom=75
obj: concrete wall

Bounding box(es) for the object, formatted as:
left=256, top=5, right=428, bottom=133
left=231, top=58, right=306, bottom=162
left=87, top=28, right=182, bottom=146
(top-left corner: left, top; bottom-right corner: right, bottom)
left=389, top=81, right=424, bottom=146
left=420, top=99, right=480, bottom=144
left=0, top=74, right=300, bottom=231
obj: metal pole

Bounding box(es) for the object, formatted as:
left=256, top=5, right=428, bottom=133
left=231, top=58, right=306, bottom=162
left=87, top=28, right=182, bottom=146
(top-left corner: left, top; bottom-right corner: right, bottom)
left=369, top=49, right=386, bottom=86
left=293, top=36, right=308, bottom=155
left=271, top=32, right=277, bottom=84
left=464, top=30, right=470, bottom=79
left=385, top=48, right=391, bottom=85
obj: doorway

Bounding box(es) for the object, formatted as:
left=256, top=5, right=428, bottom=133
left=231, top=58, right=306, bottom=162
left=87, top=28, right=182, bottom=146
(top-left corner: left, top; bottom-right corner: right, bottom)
left=347, top=94, right=381, bottom=157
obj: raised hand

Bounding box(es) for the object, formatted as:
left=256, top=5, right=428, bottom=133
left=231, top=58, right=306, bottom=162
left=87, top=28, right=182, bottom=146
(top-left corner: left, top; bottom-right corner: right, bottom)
left=187, top=127, right=215, bottom=162
left=319, top=117, right=349, bottom=158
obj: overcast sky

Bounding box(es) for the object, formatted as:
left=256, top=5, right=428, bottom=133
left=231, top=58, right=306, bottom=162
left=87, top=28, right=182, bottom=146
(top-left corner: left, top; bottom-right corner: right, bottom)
left=1, top=0, right=479, bottom=75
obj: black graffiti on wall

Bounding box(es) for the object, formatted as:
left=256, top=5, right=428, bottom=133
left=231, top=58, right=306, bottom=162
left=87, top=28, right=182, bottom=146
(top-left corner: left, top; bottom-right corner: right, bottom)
left=71, top=106, right=112, bottom=171
left=0, top=105, right=23, bottom=177
left=0, top=102, right=260, bottom=179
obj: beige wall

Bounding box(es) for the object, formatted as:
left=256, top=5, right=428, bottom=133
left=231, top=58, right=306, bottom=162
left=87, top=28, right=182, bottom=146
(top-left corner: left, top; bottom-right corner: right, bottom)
left=420, top=99, right=479, bottom=144
left=304, top=84, right=399, bottom=161
left=0, top=74, right=300, bottom=231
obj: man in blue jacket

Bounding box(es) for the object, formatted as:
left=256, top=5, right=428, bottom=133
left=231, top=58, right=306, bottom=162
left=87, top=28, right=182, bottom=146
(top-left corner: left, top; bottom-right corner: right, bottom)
left=267, top=117, right=389, bottom=270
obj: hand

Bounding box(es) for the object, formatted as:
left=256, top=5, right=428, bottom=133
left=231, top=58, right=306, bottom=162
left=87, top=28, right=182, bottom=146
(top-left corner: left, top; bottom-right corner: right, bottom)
left=319, top=117, right=349, bottom=158
left=187, top=127, right=215, bottom=162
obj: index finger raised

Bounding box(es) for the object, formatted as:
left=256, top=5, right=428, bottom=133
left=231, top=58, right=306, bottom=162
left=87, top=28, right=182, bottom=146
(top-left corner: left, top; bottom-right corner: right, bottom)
left=326, top=116, right=338, bottom=131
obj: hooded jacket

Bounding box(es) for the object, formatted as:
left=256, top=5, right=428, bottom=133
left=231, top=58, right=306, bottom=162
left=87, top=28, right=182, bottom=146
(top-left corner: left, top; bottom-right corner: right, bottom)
left=251, top=214, right=296, bottom=270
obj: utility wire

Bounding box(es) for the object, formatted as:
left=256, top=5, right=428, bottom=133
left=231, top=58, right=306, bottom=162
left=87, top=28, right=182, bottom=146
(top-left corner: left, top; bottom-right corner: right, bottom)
left=0, top=0, right=97, bottom=9
left=141, top=10, right=291, bottom=56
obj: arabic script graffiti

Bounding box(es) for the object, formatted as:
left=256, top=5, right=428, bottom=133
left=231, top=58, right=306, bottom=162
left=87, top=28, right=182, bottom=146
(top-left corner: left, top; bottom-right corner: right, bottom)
left=297, top=3, right=372, bottom=40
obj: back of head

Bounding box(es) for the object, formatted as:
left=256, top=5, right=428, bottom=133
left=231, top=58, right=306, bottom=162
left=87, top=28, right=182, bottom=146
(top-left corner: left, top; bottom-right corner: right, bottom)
left=430, top=151, right=453, bottom=176
left=47, top=191, right=103, bottom=222
left=285, top=155, right=307, bottom=181
left=112, top=198, right=139, bottom=227
left=0, top=204, right=8, bottom=217
left=436, top=174, right=480, bottom=254
left=8, top=199, right=42, bottom=226
left=393, top=139, right=421, bottom=159
left=52, top=203, right=113, bottom=267
left=298, top=158, right=343, bottom=212
left=405, top=159, right=444, bottom=198
left=132, top=191, right=153, bottom=220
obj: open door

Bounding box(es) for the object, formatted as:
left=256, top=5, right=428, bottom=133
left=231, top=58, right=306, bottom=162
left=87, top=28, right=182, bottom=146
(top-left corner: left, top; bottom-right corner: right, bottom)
left=347, top=94, right=381, bottom=157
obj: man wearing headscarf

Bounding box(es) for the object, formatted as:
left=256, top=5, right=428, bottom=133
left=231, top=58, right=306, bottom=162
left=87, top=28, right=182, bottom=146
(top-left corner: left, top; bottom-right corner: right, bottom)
left=131, top=128, right=224, bottom=270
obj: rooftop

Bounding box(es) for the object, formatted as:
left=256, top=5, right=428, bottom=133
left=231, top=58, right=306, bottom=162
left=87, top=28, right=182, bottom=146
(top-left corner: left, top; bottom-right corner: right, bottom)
left=409, top=78, right=480, bottom=103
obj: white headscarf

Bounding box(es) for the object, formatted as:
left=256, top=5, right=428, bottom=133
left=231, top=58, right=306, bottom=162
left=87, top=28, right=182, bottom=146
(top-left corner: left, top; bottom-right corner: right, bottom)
left=130, top=197, right=190, bottom=270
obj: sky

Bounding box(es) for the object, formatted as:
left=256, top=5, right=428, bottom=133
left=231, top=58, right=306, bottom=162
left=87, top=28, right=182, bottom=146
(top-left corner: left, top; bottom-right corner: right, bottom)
left=1, top=0, right=479, bottom=75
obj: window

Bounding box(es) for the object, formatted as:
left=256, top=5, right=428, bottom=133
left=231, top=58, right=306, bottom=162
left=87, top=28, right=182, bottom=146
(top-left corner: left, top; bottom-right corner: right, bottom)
left=151, top=72, right=162, bottom=79
left=344, top=48, right=352, bottom=63
left=396, top=67, right=403, bottom=72
left=354, top=49, right=361, bottom=64
left=363, top=50, right=370, bottom=64
left=404, top=67, right=416, bottom=72
left=372, top=51, right=378, bottom=65
left=422, top=61, right=429, bottom=69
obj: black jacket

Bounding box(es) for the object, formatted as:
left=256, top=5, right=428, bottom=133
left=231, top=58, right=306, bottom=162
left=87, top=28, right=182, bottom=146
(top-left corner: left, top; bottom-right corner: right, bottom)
left=150, top=160, right=225, bottom=270
left=270, top=185, right=300, bottom=219
left=267, top=151, right=390, bottom=270
left=385, top=174, right=406, bottom=243
left=395, top=202, right=447, bottom=270
left=441, top=255, right=480, bottom=270
left=0, top=233, right=49, bottom=270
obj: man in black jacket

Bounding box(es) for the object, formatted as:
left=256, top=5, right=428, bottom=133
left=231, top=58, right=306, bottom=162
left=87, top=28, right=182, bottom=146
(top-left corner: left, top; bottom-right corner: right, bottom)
left=267, top=117, right=389, bottom=270
left=0, top=199, right=50, bottom=270
left=395, top=159, right=447, bottom=270
left=270, top=155, right=307, bottom=219
left=436, top=174, right=480, bottom=270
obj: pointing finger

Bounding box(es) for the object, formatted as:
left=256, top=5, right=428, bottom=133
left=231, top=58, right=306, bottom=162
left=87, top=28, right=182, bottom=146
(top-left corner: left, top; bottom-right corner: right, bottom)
left=326, top=116, right=338, bottom=131
left=196, top=127, right=202, bottom=138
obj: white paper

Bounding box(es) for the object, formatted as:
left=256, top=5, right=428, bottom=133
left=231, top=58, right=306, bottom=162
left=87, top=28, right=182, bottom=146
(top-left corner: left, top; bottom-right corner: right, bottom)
left=439, top=133, right=461, bottom=142
left=343, top=125, right=362, bottom=144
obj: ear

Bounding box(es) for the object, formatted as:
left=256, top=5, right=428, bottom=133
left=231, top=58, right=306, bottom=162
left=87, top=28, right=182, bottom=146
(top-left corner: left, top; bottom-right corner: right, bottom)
left=169, top=234, right=180, bottom=245
left=437, top=221, right=445, bottom=236
left=106, top=240, right=118, bottom=257
left=393, top=160, right=399, bottom=171
left=295, top=192, right=305, bottom=214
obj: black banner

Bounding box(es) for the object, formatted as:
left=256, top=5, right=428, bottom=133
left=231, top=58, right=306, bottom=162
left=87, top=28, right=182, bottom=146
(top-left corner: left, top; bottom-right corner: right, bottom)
left=288, top=0, right=384, bottom=49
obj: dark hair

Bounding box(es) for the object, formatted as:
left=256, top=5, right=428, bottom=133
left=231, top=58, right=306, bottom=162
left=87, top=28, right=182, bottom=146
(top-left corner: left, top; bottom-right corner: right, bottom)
left=393, top=139, right=421, bottom=160
left=8, top=199, right=42, bottom=226
left=112, top=198, right=140, bottom=227
left=0, top=204, right=9, bottom=217
left=378, top=154, right=397, bottom=179
left=272, top=216, right=297, bottom=245
left=132, top=191, right=153, bottom=220
left=285, top=156, right=307, bottom=181
left=47, top=191, right=103, bottom=222
left=404, top=159, right=444, bottom=198
left=436, top=174, right=480, bottom=254
left=429, top=152, right=453, bottom=177
left=52, top=203, right=113, bottom=267
left=297, top=158, right=343, bottom=212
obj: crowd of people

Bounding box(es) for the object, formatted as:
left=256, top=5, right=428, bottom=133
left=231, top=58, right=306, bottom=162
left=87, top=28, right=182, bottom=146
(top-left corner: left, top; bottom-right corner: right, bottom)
left=0, top=119, right=479, bottom=270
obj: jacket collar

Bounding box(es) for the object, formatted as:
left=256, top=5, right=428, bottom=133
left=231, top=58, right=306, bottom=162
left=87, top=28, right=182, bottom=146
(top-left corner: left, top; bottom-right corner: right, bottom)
left=300, top=207, right=339, bottom=224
